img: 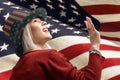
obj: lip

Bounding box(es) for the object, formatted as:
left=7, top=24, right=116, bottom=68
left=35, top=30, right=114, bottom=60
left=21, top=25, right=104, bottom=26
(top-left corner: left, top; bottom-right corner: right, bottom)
left=43, top=27, right=49, bottom=32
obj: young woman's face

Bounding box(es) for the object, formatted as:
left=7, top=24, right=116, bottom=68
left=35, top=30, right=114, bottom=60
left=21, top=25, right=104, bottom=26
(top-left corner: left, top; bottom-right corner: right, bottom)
left=29, top=18, right=52, bottom=44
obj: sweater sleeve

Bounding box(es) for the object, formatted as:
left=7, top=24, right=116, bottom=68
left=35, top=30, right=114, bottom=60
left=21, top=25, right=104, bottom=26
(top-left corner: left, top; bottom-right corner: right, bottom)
left=47, top=50, right=105, bottom=80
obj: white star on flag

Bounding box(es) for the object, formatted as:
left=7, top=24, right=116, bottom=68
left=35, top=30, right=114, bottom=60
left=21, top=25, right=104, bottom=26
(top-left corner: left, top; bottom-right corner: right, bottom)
left=51, top=28, right=60, bottom=34
left=0, top=43, right=9, bottom=51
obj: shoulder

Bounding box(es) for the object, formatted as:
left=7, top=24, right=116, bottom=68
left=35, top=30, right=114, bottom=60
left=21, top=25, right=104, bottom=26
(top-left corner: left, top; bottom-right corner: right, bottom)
left=20, top=49, right=59, bottom=62
left=21, top=49, right=67, bottom=63
left=48, top=50, right=70, bottom=64
left=25, top=49, right=65, bottom=58
left=22, top=49, right=58, bottom=57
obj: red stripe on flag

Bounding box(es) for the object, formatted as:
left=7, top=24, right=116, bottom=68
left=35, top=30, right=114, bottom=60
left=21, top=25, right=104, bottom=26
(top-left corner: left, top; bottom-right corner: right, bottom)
left=100, top=44, right=120, bottom=51
left=100, top=22, right=120, bottom=32
left=60, top=44, right=90, bottom=60
left=11, top=13, right=26, bottom=19
left=82, top=5, right=120, bottom=15
left=109, top=75, right=120, bottom=80
left=103, top=58, right=120, bottom=69
left=5, top=22, right=12, bottom=28
left=3, top=27, right=10, bottom=35
left=60, top=43, right=120, bottom=60
left=0, top=70, right=12, bottom=80
left=101, top=36, right=120, bottom=42
left=7, top=17, right=19, bottom=22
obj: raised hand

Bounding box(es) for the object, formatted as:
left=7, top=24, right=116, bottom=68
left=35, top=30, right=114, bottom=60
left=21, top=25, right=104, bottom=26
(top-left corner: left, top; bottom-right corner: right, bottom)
left=84, top=17, right=101, bottom=50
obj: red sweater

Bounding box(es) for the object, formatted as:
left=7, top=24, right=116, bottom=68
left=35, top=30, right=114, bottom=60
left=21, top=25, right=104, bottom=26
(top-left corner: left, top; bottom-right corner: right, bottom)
left=10, top=49, right=105, bottom=80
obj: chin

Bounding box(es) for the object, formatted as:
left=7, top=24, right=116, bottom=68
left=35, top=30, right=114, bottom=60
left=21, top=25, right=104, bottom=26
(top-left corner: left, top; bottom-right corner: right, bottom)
left=49, top=33, right=52, bottom=38
left=49, top=35, right=52, bottom=39
left=47, top=34, right=52, bottom=40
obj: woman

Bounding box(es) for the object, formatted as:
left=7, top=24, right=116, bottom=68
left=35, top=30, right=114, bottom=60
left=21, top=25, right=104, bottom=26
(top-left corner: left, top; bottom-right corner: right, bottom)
left=3, top=8, right=105, bottom=80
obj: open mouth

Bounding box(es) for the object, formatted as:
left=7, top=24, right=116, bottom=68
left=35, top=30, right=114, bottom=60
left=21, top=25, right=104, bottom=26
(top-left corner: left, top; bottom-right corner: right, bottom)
left=43, top=27, right=49, bottom=32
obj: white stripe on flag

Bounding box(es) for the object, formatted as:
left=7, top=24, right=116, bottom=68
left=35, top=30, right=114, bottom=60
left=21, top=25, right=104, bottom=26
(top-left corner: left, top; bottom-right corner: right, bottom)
left=48, top=36, right=119, bottom=51
left=102, top=66, right=120, bottom=80
left=100, top=31, right=120, bottom=38
left=0, top=54, right=19, bottom=72
left=101, top=51, right=120, bottom=58
left=92, top=14, right=120, bottom=23
left=76, top=0, right=120, bottom=6
left=70, top=52, right=89, bottom=69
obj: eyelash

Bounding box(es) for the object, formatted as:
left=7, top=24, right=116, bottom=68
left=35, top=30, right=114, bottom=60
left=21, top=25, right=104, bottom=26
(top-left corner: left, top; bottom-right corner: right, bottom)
left=33, top=20, right=37, bottom=22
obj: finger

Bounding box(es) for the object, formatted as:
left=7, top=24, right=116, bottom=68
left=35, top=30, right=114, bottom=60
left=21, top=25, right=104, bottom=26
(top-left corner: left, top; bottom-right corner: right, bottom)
left=84, top=20, right=89, bottom=28
left=84, top=17, right=92, bottom=32
left=86, top=17, right=93, bottom=29
left=86, top=17, right=93, bottom=25
left=86, top=17, right=95, bottom=31
left=83, top=21, right=91, bottom=33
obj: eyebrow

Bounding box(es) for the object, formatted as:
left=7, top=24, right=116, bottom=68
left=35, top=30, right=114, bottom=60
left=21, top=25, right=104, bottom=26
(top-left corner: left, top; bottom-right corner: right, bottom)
left=32, top=18, right=42, bottom=21
left=34, top=16, right=43, bottom=20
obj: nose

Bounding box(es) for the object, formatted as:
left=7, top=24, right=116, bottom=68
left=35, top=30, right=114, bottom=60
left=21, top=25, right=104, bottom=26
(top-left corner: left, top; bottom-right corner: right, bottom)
left=42, top=21, right=47, bottom=25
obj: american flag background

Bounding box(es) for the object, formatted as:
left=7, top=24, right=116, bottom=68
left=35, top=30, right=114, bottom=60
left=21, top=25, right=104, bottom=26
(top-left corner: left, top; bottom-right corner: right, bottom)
left=0, top=0, right=120, bottom=80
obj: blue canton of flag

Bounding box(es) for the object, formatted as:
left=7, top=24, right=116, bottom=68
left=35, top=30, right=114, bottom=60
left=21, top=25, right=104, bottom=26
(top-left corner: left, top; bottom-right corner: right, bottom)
left=8, top=0, right=100, bottom=30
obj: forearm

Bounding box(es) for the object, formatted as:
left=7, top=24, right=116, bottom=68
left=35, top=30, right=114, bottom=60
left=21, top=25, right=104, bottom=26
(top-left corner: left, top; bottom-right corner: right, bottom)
left=68, top=53, right=105, bottom=80
left=81, top=53, right=105, bottom=80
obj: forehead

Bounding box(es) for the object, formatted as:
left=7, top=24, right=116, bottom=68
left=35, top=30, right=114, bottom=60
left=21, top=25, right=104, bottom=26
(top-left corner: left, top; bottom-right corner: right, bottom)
left=32, top=18, right=41, bottom=20
left=30, top=16, right=44, bottom=23
left=34, top=16, right=44, bottom=21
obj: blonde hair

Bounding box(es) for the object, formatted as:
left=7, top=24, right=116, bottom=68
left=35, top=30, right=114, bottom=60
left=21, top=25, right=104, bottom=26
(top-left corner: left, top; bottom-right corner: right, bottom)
left=22, top=24, right=51, bottom=54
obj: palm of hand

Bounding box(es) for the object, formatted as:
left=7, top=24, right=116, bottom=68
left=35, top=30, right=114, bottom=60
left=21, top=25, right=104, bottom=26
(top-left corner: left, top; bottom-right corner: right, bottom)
left=84, top=17, right=100, bottom=50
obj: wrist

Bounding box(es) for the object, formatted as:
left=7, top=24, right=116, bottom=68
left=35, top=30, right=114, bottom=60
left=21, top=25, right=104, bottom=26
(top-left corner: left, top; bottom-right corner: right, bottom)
left=90, top=45, right=100, bottom=50
left=89, top=49, right=101, bottom=55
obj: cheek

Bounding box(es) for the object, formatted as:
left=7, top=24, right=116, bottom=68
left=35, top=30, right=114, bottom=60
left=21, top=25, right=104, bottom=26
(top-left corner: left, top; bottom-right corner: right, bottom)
left=31, top=27, right=43, bottom=43
left=31, top=27, right=42, bottom=36
left=30, top=23, right=42, bottom=32
left=30, top=24, right=43, bottom=36
left=30, top=23, right=40, bottom=30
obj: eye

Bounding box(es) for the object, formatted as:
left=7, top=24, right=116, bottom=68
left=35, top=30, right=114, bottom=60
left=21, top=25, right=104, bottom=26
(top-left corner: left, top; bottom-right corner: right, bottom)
left=33, top=19, right=37, bottom=22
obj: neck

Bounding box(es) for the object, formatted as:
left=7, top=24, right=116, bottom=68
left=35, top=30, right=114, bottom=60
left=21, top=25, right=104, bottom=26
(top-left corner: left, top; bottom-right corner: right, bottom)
left=34, top=43, right=50, bottom=50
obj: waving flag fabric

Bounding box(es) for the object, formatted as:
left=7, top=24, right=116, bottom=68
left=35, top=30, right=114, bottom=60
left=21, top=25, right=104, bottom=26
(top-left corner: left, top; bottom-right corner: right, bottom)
left=0, top=0, right=120, bottom=80
left=76, top=0, right=120, bottom=46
